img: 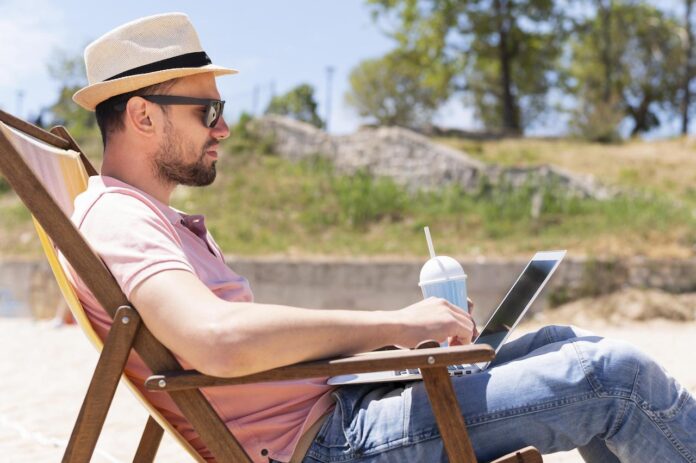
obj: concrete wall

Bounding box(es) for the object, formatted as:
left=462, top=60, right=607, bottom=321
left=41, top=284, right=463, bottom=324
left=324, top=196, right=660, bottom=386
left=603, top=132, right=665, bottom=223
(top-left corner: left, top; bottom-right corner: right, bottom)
left=4, top=257, right=696, bottom=325
left=0, top=260, right=62, bottom=319
left=232, top=257, right=552, bottom=325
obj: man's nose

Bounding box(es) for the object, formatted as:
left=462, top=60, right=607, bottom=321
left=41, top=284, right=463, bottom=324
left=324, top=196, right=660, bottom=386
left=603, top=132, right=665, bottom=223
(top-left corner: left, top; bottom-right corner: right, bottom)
left=212, top=116, right=230, bottom=140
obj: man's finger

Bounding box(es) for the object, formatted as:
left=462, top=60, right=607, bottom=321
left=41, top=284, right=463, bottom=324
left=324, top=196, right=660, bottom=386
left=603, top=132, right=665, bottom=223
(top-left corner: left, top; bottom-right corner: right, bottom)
left=471, top=322, right=479, bottom=342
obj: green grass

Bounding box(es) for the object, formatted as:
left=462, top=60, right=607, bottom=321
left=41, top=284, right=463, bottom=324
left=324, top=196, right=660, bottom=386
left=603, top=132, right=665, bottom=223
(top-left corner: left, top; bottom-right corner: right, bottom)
left=0, top=177, right=10, bottom=194
left=166, top=147, right=696, bottom=259
left=0, top=199, right=42, bottom=256
left=1, top=133, right=695, bottom=259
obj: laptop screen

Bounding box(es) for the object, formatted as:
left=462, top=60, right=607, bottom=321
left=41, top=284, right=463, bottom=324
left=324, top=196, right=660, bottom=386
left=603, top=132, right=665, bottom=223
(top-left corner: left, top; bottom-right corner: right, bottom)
left=474, top=254, right=563, bottom=352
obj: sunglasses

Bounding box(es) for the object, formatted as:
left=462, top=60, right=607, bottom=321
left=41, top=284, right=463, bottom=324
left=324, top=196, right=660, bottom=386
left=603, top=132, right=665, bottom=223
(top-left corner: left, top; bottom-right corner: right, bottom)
left=114, top=95, right=225, bottom=128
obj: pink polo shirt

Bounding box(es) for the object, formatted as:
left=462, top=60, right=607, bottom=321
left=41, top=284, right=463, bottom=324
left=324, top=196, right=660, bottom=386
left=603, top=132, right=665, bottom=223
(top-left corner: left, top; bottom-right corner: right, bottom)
left=61, top=176, right=335, bottom=463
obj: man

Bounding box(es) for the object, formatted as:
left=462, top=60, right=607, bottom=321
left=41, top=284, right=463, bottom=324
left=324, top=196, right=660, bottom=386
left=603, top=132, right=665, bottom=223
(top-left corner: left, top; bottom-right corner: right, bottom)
left=63, top=12, right=695, bottom=463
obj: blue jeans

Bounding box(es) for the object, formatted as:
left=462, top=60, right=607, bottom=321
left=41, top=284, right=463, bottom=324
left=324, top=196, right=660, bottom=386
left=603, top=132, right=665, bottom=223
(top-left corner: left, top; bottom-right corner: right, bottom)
left=300, top=325, right=696, bottom=463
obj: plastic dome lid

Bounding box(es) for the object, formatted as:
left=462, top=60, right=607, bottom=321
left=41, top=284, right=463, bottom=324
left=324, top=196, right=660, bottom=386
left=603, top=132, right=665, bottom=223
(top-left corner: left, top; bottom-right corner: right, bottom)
left=419, top=256, right=466, bottom=286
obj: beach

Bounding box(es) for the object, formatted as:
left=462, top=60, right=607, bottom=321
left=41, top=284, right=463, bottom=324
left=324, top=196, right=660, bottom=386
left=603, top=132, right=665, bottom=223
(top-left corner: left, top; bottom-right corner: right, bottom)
left=1, top=317, right=694, bottom=462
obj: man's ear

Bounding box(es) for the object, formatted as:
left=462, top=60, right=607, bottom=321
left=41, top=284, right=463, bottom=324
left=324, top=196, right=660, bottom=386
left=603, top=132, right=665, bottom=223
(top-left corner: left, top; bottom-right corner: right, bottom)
left=125, top=96, right=157, bottom=136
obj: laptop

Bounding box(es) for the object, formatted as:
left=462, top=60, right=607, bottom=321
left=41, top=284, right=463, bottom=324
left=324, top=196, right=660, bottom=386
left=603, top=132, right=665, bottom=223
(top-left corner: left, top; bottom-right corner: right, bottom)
left=328, top=250, right=567, bottom=385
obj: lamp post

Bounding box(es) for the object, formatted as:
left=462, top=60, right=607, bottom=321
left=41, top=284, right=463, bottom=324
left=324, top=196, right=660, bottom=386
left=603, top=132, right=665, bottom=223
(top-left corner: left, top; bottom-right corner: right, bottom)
left=325, top=66, right=335, bottom=132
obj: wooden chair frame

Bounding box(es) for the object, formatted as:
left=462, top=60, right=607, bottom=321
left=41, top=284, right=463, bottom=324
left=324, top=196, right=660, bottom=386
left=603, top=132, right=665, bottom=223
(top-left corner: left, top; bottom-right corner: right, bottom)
left=0, top=109, right=541, bottom=463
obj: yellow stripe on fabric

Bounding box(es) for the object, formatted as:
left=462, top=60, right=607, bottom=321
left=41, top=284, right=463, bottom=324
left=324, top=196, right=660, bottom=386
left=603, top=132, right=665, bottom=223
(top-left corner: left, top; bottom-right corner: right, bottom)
left=33, top=217, right=104, bottom=350
left=57, top=153, right=89, bottom=206
left=33, top=152, right=102, bottom=348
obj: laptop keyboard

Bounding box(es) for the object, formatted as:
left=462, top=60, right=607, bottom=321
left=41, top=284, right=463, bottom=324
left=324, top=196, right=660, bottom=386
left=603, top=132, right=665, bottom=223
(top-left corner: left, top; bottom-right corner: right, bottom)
left=394, top=365, right=472, bottom=377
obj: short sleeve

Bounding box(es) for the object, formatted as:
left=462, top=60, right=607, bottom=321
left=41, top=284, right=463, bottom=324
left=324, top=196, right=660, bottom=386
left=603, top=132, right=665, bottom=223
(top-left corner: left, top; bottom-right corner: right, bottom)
left=77, top=191, right=195, bottom=297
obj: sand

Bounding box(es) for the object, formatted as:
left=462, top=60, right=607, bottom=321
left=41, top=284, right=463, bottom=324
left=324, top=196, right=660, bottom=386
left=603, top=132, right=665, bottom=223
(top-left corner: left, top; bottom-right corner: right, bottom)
left=1, top=318, right=694, bottom=462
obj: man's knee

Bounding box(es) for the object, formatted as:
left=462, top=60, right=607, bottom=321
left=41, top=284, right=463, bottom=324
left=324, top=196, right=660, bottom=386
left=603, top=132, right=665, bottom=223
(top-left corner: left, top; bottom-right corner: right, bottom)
left=580, top=338, right=653, bottom=397
left=581, top=337, right=693, bottom=445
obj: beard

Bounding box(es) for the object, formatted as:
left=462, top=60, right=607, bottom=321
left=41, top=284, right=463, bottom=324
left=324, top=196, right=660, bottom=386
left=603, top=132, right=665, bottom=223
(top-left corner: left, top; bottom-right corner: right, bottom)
left=153, top=119, right=217, bottom=187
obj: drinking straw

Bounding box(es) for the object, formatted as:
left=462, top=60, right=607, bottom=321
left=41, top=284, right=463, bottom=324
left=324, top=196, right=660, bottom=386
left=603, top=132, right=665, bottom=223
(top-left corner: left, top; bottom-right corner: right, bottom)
left=424, top=226, right=449, bottom=277
left=424, top=226, right=436, bottom=259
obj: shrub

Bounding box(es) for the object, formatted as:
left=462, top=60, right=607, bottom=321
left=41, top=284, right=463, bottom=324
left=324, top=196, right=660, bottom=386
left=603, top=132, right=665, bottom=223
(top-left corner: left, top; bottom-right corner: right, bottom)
left=0, top=175, right=10, bottom=194
left=332, top=170, right=408, bottom=228
left=225, top=113, right=275, bottom=155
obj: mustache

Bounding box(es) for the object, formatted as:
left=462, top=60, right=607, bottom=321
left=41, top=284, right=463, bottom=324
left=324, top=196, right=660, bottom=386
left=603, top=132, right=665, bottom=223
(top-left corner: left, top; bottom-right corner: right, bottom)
left=204, top=138, right=218, bottom=150
left=199, top=139, right=219, bottom=161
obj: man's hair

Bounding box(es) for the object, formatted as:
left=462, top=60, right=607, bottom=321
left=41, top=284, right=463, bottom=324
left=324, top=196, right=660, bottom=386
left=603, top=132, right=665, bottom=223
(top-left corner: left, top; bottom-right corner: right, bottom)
left=94, top=79, right=179, bottom=147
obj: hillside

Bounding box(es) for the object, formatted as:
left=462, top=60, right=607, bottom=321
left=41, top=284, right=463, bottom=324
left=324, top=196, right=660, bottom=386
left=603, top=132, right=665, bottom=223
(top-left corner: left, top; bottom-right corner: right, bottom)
left=438, top=137, right=696, bottom=200
left=1, top=133, right=695, bottom=259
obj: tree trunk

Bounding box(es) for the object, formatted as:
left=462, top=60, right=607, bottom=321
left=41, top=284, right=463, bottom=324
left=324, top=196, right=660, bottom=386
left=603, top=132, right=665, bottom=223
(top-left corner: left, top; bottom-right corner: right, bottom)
left=629, top=96, right=654, bottom=136
left=494, top=0, right=520, bottom=134
left=682, top=0, right=693, bottom=135
left=598, top=0, right=614, bottom=102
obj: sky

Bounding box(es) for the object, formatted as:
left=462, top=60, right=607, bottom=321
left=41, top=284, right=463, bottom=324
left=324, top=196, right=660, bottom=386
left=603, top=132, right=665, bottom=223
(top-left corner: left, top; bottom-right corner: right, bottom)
left=0, top=0, right=479, bottom=135
left=0, top=0, right=688, bottom=137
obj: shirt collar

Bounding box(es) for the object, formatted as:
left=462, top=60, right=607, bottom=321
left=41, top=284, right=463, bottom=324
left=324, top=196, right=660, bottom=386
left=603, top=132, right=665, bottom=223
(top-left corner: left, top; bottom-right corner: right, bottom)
left=93, top=175, right=190, bottom=225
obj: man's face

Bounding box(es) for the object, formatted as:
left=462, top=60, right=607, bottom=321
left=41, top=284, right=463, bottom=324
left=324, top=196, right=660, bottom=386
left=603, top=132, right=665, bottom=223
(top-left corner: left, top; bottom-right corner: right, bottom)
left=150, top=74, right=229, bottom=187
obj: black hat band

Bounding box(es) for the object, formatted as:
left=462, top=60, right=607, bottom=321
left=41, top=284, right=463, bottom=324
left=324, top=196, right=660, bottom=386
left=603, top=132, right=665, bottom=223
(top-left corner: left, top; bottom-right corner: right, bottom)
left=105, top=51, right=212, bottom=81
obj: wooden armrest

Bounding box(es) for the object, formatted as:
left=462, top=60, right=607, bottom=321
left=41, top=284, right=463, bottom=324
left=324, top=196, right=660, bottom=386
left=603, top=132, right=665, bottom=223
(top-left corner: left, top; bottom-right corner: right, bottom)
left=352, top=340, right=439, bottom=357
left=145, top=344, right=495, bottom=392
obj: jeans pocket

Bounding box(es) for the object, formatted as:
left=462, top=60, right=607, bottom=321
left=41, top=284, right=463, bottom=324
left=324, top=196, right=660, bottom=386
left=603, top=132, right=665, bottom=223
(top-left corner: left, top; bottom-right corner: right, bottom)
left=328, top=383, right=411, bottom=456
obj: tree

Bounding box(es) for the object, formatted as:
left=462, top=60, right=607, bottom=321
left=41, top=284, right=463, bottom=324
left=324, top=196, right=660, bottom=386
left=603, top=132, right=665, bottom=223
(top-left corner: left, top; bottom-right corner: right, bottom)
left=265, top=84, right=324, bottom=128
left=564, top=0, right=624, bottom=142
left=345, top=49, right=449, bottom=128
left=568, top=1, right=684, bottom=137
left=367, top=0, right=566, bottom=134
left=682, top=0, right=694, bottom=135
left=46, top=49, right=97, bottom=142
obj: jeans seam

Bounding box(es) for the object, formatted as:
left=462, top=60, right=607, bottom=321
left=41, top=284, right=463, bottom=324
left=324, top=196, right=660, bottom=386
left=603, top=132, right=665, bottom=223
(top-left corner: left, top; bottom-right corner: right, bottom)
left=402, top=388, right=410, bottom=442
left=656, top=386, right=691, bottom=421
left=320, top=433, right=437, bottom=458
left=605, top=366, right=639, bottom=439
left=330, top=391, right=357, bottom=456
left=544, top=325, right=557, bottom=344
left=574, top=342, right=695, bottom=463
left=571, top=338, right=604, bottom=394
left=308, top=434, right=443, bottom=462
left=633, top=388, right=696, bottom=463
left=464, top=393, right=597, bottom=425
left=630, top=360, right=696, bottom=462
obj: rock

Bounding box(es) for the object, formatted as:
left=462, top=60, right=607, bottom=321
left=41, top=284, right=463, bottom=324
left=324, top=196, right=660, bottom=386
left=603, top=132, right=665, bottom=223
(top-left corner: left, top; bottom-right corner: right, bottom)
left=485, top=164, right=614, bottom=200
left=254, top=115, right=614, bottom=199
left=332, top=125, right=484, bottom=192
left=251, top=115, right=335, bottom=161
left=540, top=288, right=696, bottom=324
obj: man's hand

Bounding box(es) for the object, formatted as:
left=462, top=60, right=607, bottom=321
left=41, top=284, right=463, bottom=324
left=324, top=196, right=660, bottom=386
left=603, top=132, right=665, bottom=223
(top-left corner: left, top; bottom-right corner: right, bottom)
left=393, top=297, right=476, bottom=348
left=450, top=298, right=478, bottom=345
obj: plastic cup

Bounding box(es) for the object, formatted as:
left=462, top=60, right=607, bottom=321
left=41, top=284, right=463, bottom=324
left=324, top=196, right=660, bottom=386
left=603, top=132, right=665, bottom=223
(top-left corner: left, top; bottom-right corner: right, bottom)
left=419, top=255, right=468, bottom=347
left=418, top=256, right=468, bottom=312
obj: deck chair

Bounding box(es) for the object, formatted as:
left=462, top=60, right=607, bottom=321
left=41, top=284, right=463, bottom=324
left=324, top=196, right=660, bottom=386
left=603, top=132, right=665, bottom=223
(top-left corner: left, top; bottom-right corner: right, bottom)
left=0, top=109, right=542, bottom=463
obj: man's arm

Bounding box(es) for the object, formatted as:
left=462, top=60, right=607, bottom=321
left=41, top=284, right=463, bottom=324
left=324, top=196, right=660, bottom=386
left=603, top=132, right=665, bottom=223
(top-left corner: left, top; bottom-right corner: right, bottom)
left=130, top=269, right=475, bottom=377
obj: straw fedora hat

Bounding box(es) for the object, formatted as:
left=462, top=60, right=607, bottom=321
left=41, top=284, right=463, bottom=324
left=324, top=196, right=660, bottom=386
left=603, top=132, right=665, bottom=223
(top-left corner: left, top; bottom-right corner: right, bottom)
left=73, top=12, right=237, bottom=111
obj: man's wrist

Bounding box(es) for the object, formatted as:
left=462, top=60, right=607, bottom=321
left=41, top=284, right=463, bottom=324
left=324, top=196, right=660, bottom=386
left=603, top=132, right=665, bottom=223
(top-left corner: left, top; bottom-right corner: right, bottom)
left=368, top=309, right=411, bottom=347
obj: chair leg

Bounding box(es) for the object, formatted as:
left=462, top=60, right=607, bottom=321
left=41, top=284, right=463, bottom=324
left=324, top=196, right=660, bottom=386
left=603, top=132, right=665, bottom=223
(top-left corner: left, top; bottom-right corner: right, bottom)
left=489, top=446, right=543, bottom=463
left=421, top=366, right=478, bottom=463
left=62, top=306, right=141, bottom=463
left=133, top=416, right=164, bottom=463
